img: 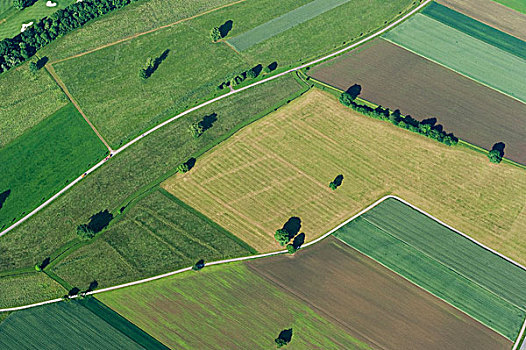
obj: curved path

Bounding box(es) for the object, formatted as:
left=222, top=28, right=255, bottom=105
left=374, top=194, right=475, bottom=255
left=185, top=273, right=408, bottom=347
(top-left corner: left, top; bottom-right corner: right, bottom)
left=0, top=0, right=432, bottom=239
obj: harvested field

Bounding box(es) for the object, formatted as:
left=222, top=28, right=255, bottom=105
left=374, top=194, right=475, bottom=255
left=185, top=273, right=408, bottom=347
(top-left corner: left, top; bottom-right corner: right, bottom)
left=383, top=14, right=526, bottom=103
left=310, top=39, right=526, bottom=165
left=163, top=89, right=526, bottom=265
left=99, top=263, right=369, bottom=349
left=247, top=237, right=512, bottom=350
left=333, top=198, right=526, bottom=340
left=438, top=0, right=526, bottom=41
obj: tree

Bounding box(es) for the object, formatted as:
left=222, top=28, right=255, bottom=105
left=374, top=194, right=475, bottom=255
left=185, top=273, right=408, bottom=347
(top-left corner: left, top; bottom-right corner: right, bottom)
left=192, top=259, right=205, bottom=271
left=13, top=0, right=37, bottom=10
left=263, top=65, right=271, bottom=74
left=487, top=149, right=502, bottom=164
left=274, top=229, right=290, bottom=246
left=338, top=92, right=354, bottom=107
left=210, top=27, right=221, bottom=42
left=275, top=338, right=287, bottom=348
left=177, top=163, right=190, bottom=173
left=275, top=328, right=293, bottom=348
left=76, top=224, right=95, bottom=240
left=34, top=263, right=42, bottom=272
left=139, top=68, right=148, bottom=79
left=329, top=182, right=337, bottom=190
left=389, top=109, right=401, bottom=125
left=246, top=68, right=257, bottom=79
left=286, top=244, right=297, bottom=254
left=28, top=61, right=38, bottom=73
left=189, top=122, right=204, bottom=138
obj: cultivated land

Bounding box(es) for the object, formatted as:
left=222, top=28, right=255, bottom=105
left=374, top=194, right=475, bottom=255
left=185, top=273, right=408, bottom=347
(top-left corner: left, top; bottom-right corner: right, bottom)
left=0, top=273, right=64, bottom=309
left=247, top=237, right=511, bottom=350
left=423, top=2, right=526, bottom=60
left=438, top=0, right=526, bottom=41
left=333, top=198, right=526, bottom=340
left=51, top=189, right=254, bottom=290
left=383, top=14, right=526, bottom=103
left=0, top=74, right=305, bottom=307
left=0, top=103, right=108, bottom=231
left=99, top=263, right=370, bottom=349
left=0, top=62, right=67, bottom=147
left=0, top=299, right=160, bottom=349
left=493, top=0, right=526, bottom=13
left=309, top=39, right=526, bottom=164
left=164, top=89, right=526, bottom=264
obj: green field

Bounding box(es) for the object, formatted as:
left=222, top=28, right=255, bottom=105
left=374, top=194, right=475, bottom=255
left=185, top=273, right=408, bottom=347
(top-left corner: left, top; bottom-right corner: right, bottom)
left=0, top=74, right=306, bottom=307
left=383, top=14, right=526, bottom=102
left=0, top=272, right=65, bottom=308
left=0, top=103, right=107, bottom=231
left=99, top=263, right=370, bottom=349
left=0, top=298, right=166, bottom=349
left=0, top=62, right=67, bottom=147
left=50, top=189, right=255, bottom=290
left=227, top=0, right=351, bottom=51
left=334, top=198, right=526, bottom=340
left=0, top=0, right=76, bottom=39
left=493, top=0, right=526, bottom=13
left=423, top=2, right=526, bottom=60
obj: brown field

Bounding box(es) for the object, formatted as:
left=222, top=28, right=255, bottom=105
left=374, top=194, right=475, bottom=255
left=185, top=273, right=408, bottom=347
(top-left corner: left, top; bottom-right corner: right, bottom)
left=247, top=237, right=511, bottom=350
left=438, top=0, right=526, bottom=41
left=163, top=89, right=526, bottom=264
left=310, top=39, right=526, bottom=165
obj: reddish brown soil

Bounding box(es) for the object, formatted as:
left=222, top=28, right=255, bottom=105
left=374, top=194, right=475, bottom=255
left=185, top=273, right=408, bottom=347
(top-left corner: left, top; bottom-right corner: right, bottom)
left=310, top=39, right=526, bottom=165
left=247, top=237, right=511, bottom=350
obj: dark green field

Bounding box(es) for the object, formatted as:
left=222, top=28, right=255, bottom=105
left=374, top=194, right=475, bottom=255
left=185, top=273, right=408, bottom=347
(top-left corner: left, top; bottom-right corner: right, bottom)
left=0, top=103, right=107, bottom=231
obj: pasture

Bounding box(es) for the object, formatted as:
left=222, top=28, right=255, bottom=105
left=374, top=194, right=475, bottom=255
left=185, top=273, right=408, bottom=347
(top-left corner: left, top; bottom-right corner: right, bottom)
left=248, top=237, right=511, bottom=349
left=51, top=189, right=254, bottom=290
left=164, top=89, right=526, bottom=264
left=0, top=272, right=64, bottom=308
left=383, top=14, right=526, bottom=103
left=99, top=263, right=370, bottom=349
left=0, top=61, right=67, bottom=147
left=0, top=103, right=107, bottom=231
left=437, top=0, right=526, bottom=41
left=0, top=299, right=164, bottom=349
left=227, top=0, right=351, bottom=51
left=309, top=39, right=526, bottom=165
left=333, top=198, right=526, bottom=340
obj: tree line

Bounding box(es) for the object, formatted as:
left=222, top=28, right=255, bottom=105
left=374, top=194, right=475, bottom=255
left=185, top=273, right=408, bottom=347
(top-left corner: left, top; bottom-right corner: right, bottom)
left=0, top=0, right=140, bottom=74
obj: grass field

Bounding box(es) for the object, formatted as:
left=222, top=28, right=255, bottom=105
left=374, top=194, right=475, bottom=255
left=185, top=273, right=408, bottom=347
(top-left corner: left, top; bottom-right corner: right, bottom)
left=164, top=89, right=526, bottom=264
left=493, top=0, right=526, bottom=13
left=0, top=272, right=65, bottom=308
left=0, top=0, right=76, bottom=39
left=309, top=39, right=526, bottom=165
left=383, top=14, right=526, bottom=103
left=0, top=103, right=107, bottom=231
left=0, top=299, right=163, bottom=349
left=227, top=0, right=351, bottom=51
left=0, top=62, right=67, bottom=147
left=333, top=198, right=526, bottom=340
left=51, top=189, right=255, bottom=290
left=248, top=237, right=512, bottom=349
left=423, top=2, right=526, bottom=60
left=99, top=263, right=370, bottom=349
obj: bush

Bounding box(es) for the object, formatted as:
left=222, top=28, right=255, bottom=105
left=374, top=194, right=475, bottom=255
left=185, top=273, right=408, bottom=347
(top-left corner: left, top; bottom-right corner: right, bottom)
left=488, top=149, right=503, bottom=164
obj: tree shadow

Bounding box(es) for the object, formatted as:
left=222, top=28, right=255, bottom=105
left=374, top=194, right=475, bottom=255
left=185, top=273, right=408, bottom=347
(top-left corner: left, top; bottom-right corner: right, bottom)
left=268, top=61, right=278, bottom=71
left=282, top=217, right=301, bottom=239
left=292, top=233, right=305, bottom=249
left=421, top=117, right=437, bottom=126
left=333, top=174, right=344, bottom=187
left=87, top=210, right=113, bottom=233
left=251, top=64, right=262, bottom=77
left=0, top=189, right=11, bottom=209
left=68, top=287, right=80, bottom=297
left=143, top=49, right=170, bottom=78
left=492, top=142, right=505, bottom=155
left=198, top=113, right=217, bottom=131
left=36, top=56, right=48, bottom=69
left=40, top=257, right=50, bottom=269
left=275, top=328, right=293, bottom=346
left=87, top=280, right=98, bottom=292
left=185, top=157, right=196, bottom=171
left=192, top=259, right=205, bottom=271
left=346, top=84, right=362, bottom=100
left=219, top=20, right=233, bottom=38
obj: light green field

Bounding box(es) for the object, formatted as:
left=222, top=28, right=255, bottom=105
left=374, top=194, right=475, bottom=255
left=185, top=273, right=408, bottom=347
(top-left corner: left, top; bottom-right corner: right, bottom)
left=383, top=14, right=526, bottom=102
left=227, top=0, right=351, bottom=51
left=333, top=198, right=526, bottom=340
left=493, top=0, right=526, bottom=13
left=99, top=263, right=370, bottom=349
left=0, top=62, right=67, bottom=147
left=0, top=272, right=65, bottom=308
left=0, top=0, right=76, bottom=39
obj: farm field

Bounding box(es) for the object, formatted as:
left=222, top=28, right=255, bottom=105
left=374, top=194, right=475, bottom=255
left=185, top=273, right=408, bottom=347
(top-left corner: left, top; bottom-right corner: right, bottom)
left=493, top=0, right=526, bottom=13
left=0, top=272, right=65, bottom=309
left=383, top=14, right=526, bottom=103
left=0, top=62, right=67, bottom=147
left=247, top=237, right=511, bottom=350
left=51, top=189, right=254, bottom=290
left=333, top=198, right=526, bottom=340
left=437, top=0, right=526, bottom=41
left=309, top=39, right=526, bottom=165
left=423, top=2, right=526, bottom=60
left=0, top=103, right=107, bottom=231
left=164, top=89, right=526, bottom=264
left=0, top=298, right=166, bottom=349
left=99, top=263, right=370, bottom=349
left=0, top=74, right=306, bottom=307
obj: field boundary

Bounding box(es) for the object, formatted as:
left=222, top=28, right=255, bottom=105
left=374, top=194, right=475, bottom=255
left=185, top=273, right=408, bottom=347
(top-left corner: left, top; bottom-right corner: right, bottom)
left=514, top=317, right=526, bottom=350
left=0, top=0, right=432, bottom=239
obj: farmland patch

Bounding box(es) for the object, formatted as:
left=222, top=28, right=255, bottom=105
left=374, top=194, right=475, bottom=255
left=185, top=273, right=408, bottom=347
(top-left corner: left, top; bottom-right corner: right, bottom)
left=0, top=272, right=65, bottom=308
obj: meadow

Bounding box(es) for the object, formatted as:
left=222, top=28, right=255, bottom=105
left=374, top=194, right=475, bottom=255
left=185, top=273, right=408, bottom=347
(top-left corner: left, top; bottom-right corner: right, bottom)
left=0, top=272, right=64, bottom=308
left=0, top=103, right=107, bottom=231
left=0, top=62, right=67, bottom=147
left=99, top=263, right=370, bottom=349
left=164, top=89, right=526, bottom=264
left=383, top=14, right=526, bottom=103
left=51, top=189, right=255, bottom=290
left=493, top=0, right=526, bottom=13
left=423, top=2, right=526, bottom=60
left=333, top=198, right=526, bottom=340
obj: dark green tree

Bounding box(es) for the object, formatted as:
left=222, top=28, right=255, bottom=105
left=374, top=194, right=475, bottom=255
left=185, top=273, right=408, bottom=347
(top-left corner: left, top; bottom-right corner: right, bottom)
left=274, top=229, right=290, bottom=246
left=177, top=163, right=190, bottom=173
left=77, top=224, right=95, bottom=240
left=286, top=244, right=297, bottom=254
left=189, top=122, right=204, bottom=138
left=13, top=0, right=37, bottom=10
left=210, top=27, right=221, bottom=42
left=338, top=92, right=354, bottom=107
left=246, top=68, right=257, bottom=79
left=487, top=149, right=502, bottom=164
left=28, top=61, right=38, bottom=73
